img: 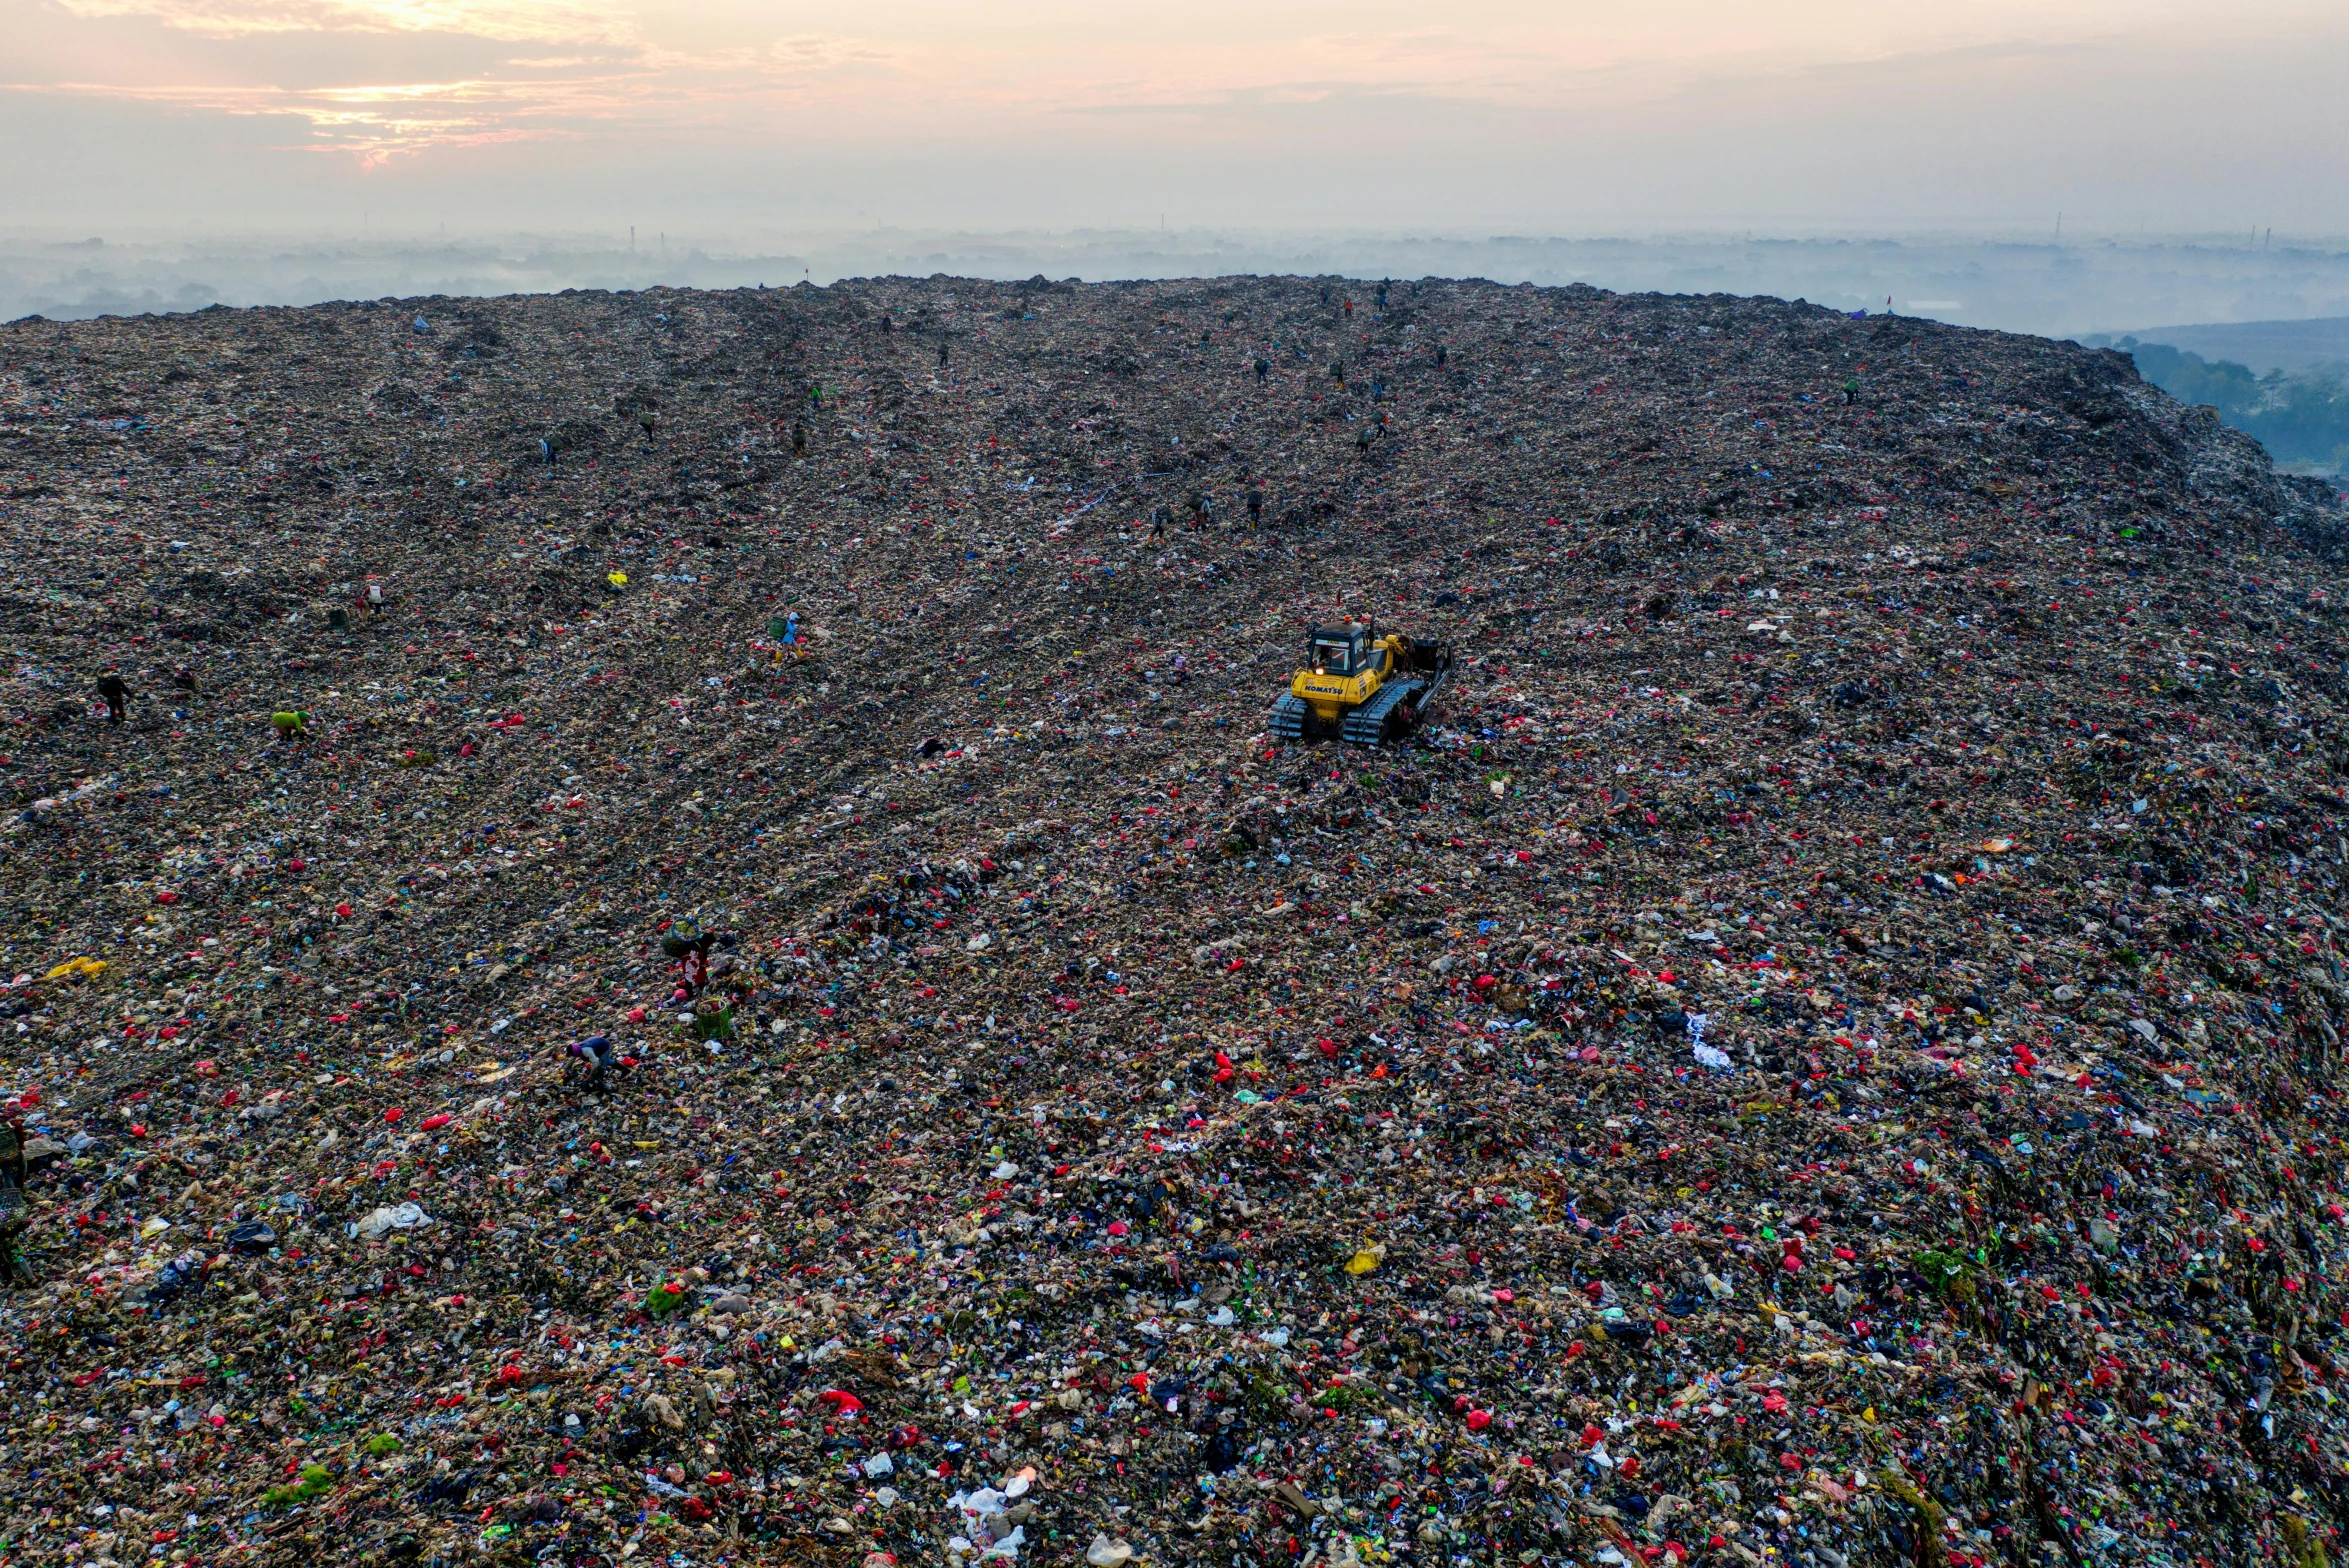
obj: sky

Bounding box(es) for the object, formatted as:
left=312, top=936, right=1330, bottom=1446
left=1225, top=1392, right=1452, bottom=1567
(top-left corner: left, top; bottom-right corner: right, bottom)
left=4, top=0, right=2348, bottom=237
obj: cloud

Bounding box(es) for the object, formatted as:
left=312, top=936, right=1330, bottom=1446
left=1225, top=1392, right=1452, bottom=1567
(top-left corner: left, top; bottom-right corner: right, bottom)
left=48, top=0, right=632, bottom=44
left=766, top=33, right=888, bottom=71
left=19, top=65, right=656, bottom=161
left=14, top=0, right=899, bottom=162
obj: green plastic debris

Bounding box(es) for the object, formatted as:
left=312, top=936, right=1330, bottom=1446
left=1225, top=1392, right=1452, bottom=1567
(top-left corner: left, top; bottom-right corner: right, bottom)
left=1913, top=1249, right=1976, bottom=1296
left=263, top=1463, right=334, bottom=1508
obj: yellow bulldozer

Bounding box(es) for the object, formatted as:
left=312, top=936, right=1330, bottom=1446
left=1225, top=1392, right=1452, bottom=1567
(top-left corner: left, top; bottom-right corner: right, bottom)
left=1269, top=621, right=1453, bottom=745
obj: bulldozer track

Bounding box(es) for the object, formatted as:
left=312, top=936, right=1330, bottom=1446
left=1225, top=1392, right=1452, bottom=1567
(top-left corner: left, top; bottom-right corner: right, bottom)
left=1269, top=693, right=1310, bottom=741
left=1341, top=677, right=1425, bottom=744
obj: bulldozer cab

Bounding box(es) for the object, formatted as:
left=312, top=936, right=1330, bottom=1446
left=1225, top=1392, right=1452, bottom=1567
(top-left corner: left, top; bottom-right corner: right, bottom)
left=1272, top=619, right=1450, bottom=745
left=1308, top=625, right=1371, bottom=676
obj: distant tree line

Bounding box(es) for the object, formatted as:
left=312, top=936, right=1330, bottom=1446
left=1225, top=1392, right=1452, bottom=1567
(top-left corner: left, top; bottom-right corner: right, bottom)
left=2122, top=337, right=2349, bottom=474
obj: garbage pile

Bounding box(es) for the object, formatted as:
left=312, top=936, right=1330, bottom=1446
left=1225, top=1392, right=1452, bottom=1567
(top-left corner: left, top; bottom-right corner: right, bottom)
left=4, top=273, right=2349, bottom=1568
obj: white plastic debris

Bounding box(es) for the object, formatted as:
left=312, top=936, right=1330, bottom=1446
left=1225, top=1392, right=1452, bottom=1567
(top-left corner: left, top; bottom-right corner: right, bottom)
left=347, top=1201, right=433, bottom=1240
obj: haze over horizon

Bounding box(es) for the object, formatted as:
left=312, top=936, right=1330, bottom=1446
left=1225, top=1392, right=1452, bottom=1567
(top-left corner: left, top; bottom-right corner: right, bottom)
left=11, top=227, right=2349, bottom=351
left=6, top=0, right=2347, bottom=237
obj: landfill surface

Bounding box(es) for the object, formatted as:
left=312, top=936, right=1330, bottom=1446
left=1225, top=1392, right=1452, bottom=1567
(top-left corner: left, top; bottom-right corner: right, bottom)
left=5, top=274, right=2349, bottom=1568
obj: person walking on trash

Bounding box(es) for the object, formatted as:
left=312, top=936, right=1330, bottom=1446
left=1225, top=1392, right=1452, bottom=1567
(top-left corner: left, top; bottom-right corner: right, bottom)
left=662, top=917, right=721, bottom=992
left=0, top=1105, right=33, bottom=1288
left=97, top=668, right=130, bottom=725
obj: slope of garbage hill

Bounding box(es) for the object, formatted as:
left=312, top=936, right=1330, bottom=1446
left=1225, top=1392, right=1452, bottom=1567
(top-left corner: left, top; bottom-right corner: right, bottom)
left=5, top=274, right=2349, bottom=1568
